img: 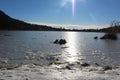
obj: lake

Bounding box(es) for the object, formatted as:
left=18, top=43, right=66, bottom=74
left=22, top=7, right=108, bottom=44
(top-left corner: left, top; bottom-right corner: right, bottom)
left=0, top=31, right=120, bottom=68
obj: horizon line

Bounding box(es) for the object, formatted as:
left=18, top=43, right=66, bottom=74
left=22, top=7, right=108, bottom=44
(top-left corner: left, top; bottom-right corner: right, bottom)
left=29, top=22, right=109, bottom=29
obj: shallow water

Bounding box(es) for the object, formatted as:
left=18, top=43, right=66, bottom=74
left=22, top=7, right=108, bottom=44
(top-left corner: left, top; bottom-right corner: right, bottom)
left=0, top=31, right=120, bottom=67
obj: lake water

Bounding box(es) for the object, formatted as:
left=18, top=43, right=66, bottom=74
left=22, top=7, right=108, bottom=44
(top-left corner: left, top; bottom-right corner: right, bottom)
left=0, top=31, right=120, bottom=68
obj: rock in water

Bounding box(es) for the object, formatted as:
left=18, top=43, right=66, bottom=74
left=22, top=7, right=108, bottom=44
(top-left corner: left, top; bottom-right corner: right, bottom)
left=53, top=39, right=67, bottom=45
left=54, top=39, right=59, bottom=44
left=100, top=33, right=117, bottom=40
left=59, top=39, right=67, bottom=45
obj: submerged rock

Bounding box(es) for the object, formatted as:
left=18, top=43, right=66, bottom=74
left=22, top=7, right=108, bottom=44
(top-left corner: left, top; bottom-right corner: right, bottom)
left=103, top=66, right=112, bottom=71
left=94, top=36, right=98, bottom=39
left=61, top=46, right=69, bottom=49
left=65, top=65, right=72, bottom=70
left=95, top=63, right=100, bottom=66
left=81, top=62, right=90, bottom=67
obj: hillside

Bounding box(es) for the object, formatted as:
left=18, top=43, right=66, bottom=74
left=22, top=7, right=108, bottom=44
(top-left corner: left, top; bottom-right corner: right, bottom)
left=0, top=10, right=60, bottom=31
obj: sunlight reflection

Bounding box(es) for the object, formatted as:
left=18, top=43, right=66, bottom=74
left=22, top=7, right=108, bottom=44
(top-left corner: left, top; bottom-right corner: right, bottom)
left=63, top=32, right=80, bottom=63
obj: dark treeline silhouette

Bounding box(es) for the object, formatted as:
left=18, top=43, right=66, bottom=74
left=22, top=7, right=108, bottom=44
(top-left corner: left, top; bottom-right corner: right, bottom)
left=1, top=10, right=120, bottom=32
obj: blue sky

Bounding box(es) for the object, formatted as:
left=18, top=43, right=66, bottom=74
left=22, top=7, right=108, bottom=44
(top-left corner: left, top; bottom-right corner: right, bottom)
left=0, top=0, right=120, bottom=29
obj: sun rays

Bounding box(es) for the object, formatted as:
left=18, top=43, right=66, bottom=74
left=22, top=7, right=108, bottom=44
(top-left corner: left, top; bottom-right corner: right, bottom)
left=72, top=0, right=75, bottom=16
left=61, top=0, right=76, bottom=16
left=61, top=0, right=87, bottom=16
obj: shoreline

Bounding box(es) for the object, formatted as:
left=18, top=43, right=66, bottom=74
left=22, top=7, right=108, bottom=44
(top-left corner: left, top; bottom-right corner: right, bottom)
left=0, top=64, right=120, bottom=80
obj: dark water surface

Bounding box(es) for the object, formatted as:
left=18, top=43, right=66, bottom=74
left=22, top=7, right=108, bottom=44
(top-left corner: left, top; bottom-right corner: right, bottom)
left=0, top=31, right=120, bottom=67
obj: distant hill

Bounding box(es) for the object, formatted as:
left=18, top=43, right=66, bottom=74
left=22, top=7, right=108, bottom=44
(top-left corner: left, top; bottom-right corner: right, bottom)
left=0, top=10, right=60, bottom=31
